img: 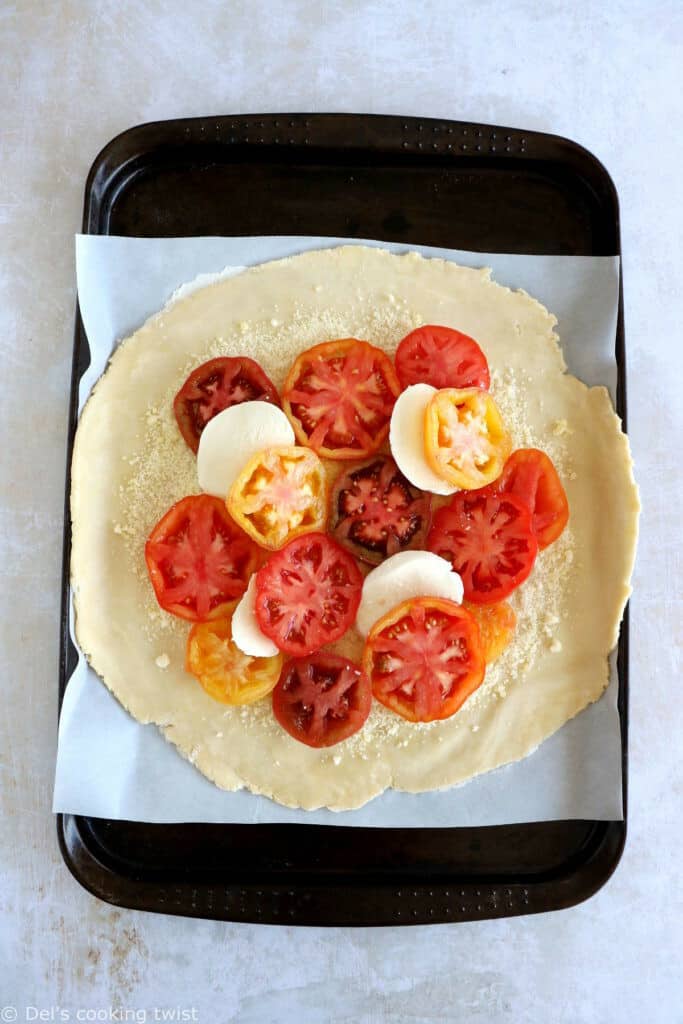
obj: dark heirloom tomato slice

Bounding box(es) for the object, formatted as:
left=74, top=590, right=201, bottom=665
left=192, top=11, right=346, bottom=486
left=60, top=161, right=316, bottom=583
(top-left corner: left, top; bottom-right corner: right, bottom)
left=174, top=356, right=279, bottom=453
left=273, top=654, right=372, bottom=747
left=495, top=448, right=569, bottom=549
left=331, top=455, right=432, bottom=566
left=282, top=338, right=401, bottom=459
left=145, top=494, right=260, bottom=622
left=394, top=325, right=490, bottom=391
left=428, top=491, right=538, bottom=604
left=254, top=532, right=363, bottom=656
left=362, top=597, right=485, bottom=723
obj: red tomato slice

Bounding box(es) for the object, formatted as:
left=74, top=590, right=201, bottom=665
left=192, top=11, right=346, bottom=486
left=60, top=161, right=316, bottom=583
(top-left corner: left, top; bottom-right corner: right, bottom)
left=282, top=339, right=401, bottom=459
left=395, top=325, right=490, bottom=391
left=495, top=448, right=569, bottom=549
left=145, top=495, right=260, bottom=621
left=331, top=455, right=432, bottom=566
left=174, top=356, right=279, bottom=453
left=362, top=597, right=485, bottom=723
left=273, top=654, right=372, bottom=747
left=254, top=532, right=363, bottom=656
left=428, top=491, right=538, bottom=604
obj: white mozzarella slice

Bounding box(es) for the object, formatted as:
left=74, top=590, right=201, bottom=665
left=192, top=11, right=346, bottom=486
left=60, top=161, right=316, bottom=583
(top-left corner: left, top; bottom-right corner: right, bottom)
left=389, top=383, right=458, bottom=496
left=231, top=576, right=279, bottom=658
left=197, top=401, right=295, bottom=497
left=356, top=550, right=463, bottom=636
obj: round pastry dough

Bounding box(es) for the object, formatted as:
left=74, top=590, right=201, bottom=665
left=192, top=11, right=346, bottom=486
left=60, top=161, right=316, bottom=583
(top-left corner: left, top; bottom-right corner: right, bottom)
left=70, top=246, right=639, bottom=810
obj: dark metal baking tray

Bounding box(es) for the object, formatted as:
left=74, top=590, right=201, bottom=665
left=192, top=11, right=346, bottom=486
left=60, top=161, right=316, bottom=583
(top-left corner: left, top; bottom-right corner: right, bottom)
left=58, top=113, right=628, bottom=925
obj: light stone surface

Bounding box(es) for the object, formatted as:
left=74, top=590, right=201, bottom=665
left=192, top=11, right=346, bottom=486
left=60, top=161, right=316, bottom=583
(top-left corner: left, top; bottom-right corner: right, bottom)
left=1, top=1, right=681, bottom=1020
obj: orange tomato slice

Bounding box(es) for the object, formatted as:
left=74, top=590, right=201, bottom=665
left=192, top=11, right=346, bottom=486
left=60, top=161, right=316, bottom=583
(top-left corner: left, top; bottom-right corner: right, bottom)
left=186, top=614, right=283, bottom=705
left=463, top=601, right=516, bottom=663
left=424, top=387, right=512, bottom=489
left=227, top=446, right=328, bottom=550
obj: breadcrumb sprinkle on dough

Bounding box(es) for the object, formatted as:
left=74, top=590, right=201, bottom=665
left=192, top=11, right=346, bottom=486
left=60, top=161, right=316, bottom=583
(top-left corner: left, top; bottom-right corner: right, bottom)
left=70, top=246, right=638, bottom=810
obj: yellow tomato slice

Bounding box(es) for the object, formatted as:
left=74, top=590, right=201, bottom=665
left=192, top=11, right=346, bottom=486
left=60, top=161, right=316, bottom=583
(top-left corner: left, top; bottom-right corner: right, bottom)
left=186, top=615, right=283, bottom=705
left=424, top=387, right=512, bottom=489
left=227, top=445, right=328, bottom=550
left=463, top=600, right=516, bottom=663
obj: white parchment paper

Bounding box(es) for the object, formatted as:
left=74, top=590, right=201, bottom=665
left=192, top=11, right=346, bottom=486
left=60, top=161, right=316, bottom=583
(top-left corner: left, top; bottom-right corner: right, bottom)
left=53, top=235, right=624, bottom=825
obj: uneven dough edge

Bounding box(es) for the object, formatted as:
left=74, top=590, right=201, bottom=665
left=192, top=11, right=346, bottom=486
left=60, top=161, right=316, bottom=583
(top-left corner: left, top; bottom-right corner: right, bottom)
left=70, top=246, right=640, bottom=811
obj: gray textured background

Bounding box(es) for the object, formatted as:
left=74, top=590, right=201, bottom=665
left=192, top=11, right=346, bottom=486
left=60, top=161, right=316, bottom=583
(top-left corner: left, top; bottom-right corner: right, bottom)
left=1, top=1, right=681, bottom=1020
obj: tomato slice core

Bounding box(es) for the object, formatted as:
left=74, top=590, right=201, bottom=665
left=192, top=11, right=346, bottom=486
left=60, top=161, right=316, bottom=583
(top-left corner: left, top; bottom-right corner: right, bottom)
left=273, top=654, right=372, bottom=747
left=363, top=597, right=485, bottom=722
left=174, top=356, right=279, bottom=453
left=145, top=494, right=260, bottom=621
left=428, top=490, right=538, bottom=604
left=254, top=532, right=363, bottom=656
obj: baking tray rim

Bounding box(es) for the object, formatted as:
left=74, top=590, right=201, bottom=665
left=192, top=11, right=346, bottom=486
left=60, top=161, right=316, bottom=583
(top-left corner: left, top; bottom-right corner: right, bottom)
left=57, top=111, right=628, bottom=925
